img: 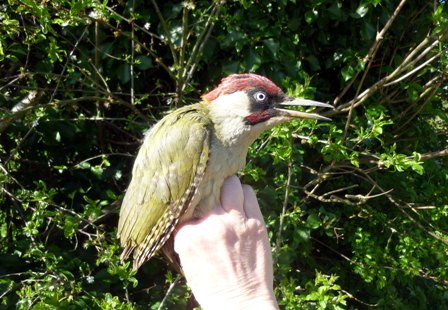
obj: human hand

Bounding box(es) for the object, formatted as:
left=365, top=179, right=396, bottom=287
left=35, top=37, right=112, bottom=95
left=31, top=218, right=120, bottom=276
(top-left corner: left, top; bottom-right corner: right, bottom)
left=174, top=176, right=278, bottom=310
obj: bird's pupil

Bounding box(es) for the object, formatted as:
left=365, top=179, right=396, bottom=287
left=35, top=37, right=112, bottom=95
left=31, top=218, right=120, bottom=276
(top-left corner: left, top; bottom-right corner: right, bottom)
left=255, top=92, right=266, bottom=101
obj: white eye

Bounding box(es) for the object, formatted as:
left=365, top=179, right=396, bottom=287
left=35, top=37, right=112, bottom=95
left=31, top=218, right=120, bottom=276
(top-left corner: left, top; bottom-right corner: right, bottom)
left=254, top=91, right=267, bottom=102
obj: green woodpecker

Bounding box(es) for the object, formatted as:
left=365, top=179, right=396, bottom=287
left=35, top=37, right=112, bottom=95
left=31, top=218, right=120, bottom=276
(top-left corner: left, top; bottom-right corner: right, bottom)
left=118, top=73, right=332, bottom=270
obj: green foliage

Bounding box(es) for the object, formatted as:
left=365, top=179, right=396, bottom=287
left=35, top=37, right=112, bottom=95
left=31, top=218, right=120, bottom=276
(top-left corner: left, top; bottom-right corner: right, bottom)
left=1, top=0, right=447, bottom=309
left=278, top=272, right=347, bottom=310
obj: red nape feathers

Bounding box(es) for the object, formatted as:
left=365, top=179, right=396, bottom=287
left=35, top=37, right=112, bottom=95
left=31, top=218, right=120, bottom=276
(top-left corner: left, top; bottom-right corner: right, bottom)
left=202, top=73, right=283, bottom=102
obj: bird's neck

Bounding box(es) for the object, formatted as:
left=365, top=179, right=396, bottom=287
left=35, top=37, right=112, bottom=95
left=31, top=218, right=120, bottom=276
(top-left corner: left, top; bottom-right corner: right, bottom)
left=205, top=107, right=265, bottom=149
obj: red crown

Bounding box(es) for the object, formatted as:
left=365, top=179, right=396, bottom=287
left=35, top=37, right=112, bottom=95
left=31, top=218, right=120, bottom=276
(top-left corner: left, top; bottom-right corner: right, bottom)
left=202, top=74, right=283, bottom=102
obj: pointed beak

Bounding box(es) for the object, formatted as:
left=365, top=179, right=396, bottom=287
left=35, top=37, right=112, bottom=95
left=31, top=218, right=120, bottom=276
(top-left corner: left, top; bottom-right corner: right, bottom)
left=275, top=98, right=333, bottom=121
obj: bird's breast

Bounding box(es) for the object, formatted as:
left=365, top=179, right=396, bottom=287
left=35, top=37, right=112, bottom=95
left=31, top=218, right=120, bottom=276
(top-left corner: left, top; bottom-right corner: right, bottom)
left=181, top=135, right=249, bottom=220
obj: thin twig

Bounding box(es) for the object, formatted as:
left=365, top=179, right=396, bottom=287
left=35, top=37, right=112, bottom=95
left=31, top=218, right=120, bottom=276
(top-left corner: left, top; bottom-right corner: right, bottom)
left=394, top=80, right=441, bottom=132
left=395, top=75, right=441, bottom=119
left=184, top=2, right=223, bottom=87
left=419, top=148, right=448, bottom=160
left=389, top=35, right=438, bottom=78
left=130, top=0, right=136, bottom=106
left=341, top=289, right=379, bottom=307
left=0, top=90, right=40, bottom=133
left=175, top=1, right=191, bottom=105
left=48, top=26, right=89, bottom=104
left=341, top=0, right=408, bottom=142
left=359, top=169, right=448, bottom=246
left=97, top=10, right=175, bottom=79
left=321, top=184, right=359, bottom=198
left=274, top=156, right=294, bottom=261
left=329, top=36, right=440, bottom=117
left=157, top=275, right=182, bottom=310
left=0, top=163, right=25, bottom=189
left=384, top=52, right=441, bottom=87
left=364, top=0, right=408, bottom=64
left=334, top=0, right=408, bottom=107
left=103, top=7, right=163, bottom=41
left=150, top=0, right=178, bottom=67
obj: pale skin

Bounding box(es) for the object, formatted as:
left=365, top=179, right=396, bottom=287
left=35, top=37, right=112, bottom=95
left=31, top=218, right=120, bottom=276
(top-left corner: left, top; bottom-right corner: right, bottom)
left=174, top=176, right=279, bottom=310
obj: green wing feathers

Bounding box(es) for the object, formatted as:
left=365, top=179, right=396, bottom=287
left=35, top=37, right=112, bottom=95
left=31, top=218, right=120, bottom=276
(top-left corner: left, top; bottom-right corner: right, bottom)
left=118, top=104, right=211, bottom=269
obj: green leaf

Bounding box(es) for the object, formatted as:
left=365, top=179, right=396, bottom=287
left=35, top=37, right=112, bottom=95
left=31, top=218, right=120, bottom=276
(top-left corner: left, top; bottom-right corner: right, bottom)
left=0, top=41, right=4, bottom=61
left=307, top=213, right=321, bottom=229
left=245, top=49, right=261, bottom=72
left=117, top=63, right=131, bottom=84
left=327, top=2, right=344, bottom=20
left=135, top=55, right=153, bottom=70
left=361, top=21, right=376, bottom=40
left=305, top=9, right=318, bottom=24
left=63, top=216, right=78, bottom=238
left=306, top=55, right=321, bottom=71
left=0, top=222, right=7, bottom=238
left=263, top=38, right=279, bottom=58
left=341, top=65, right=355, bottom=81
left=47, top=36, right=65, bottom=63
left=353, top=3, right=369, bottom=18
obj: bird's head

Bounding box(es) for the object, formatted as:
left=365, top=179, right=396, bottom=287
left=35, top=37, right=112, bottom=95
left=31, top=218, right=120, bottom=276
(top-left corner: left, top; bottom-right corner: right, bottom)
left=202, top=74, right=332, bottom=144
left=203, top=73, right=332, bottom=125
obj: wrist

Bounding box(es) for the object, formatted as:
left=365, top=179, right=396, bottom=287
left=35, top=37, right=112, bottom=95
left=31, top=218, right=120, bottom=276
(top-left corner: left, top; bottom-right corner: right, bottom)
left=197, top=286, right=278, bottom=310
left=201, top=298, right=278, bottom=310
left=232, top=295, right=279, bottom=310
